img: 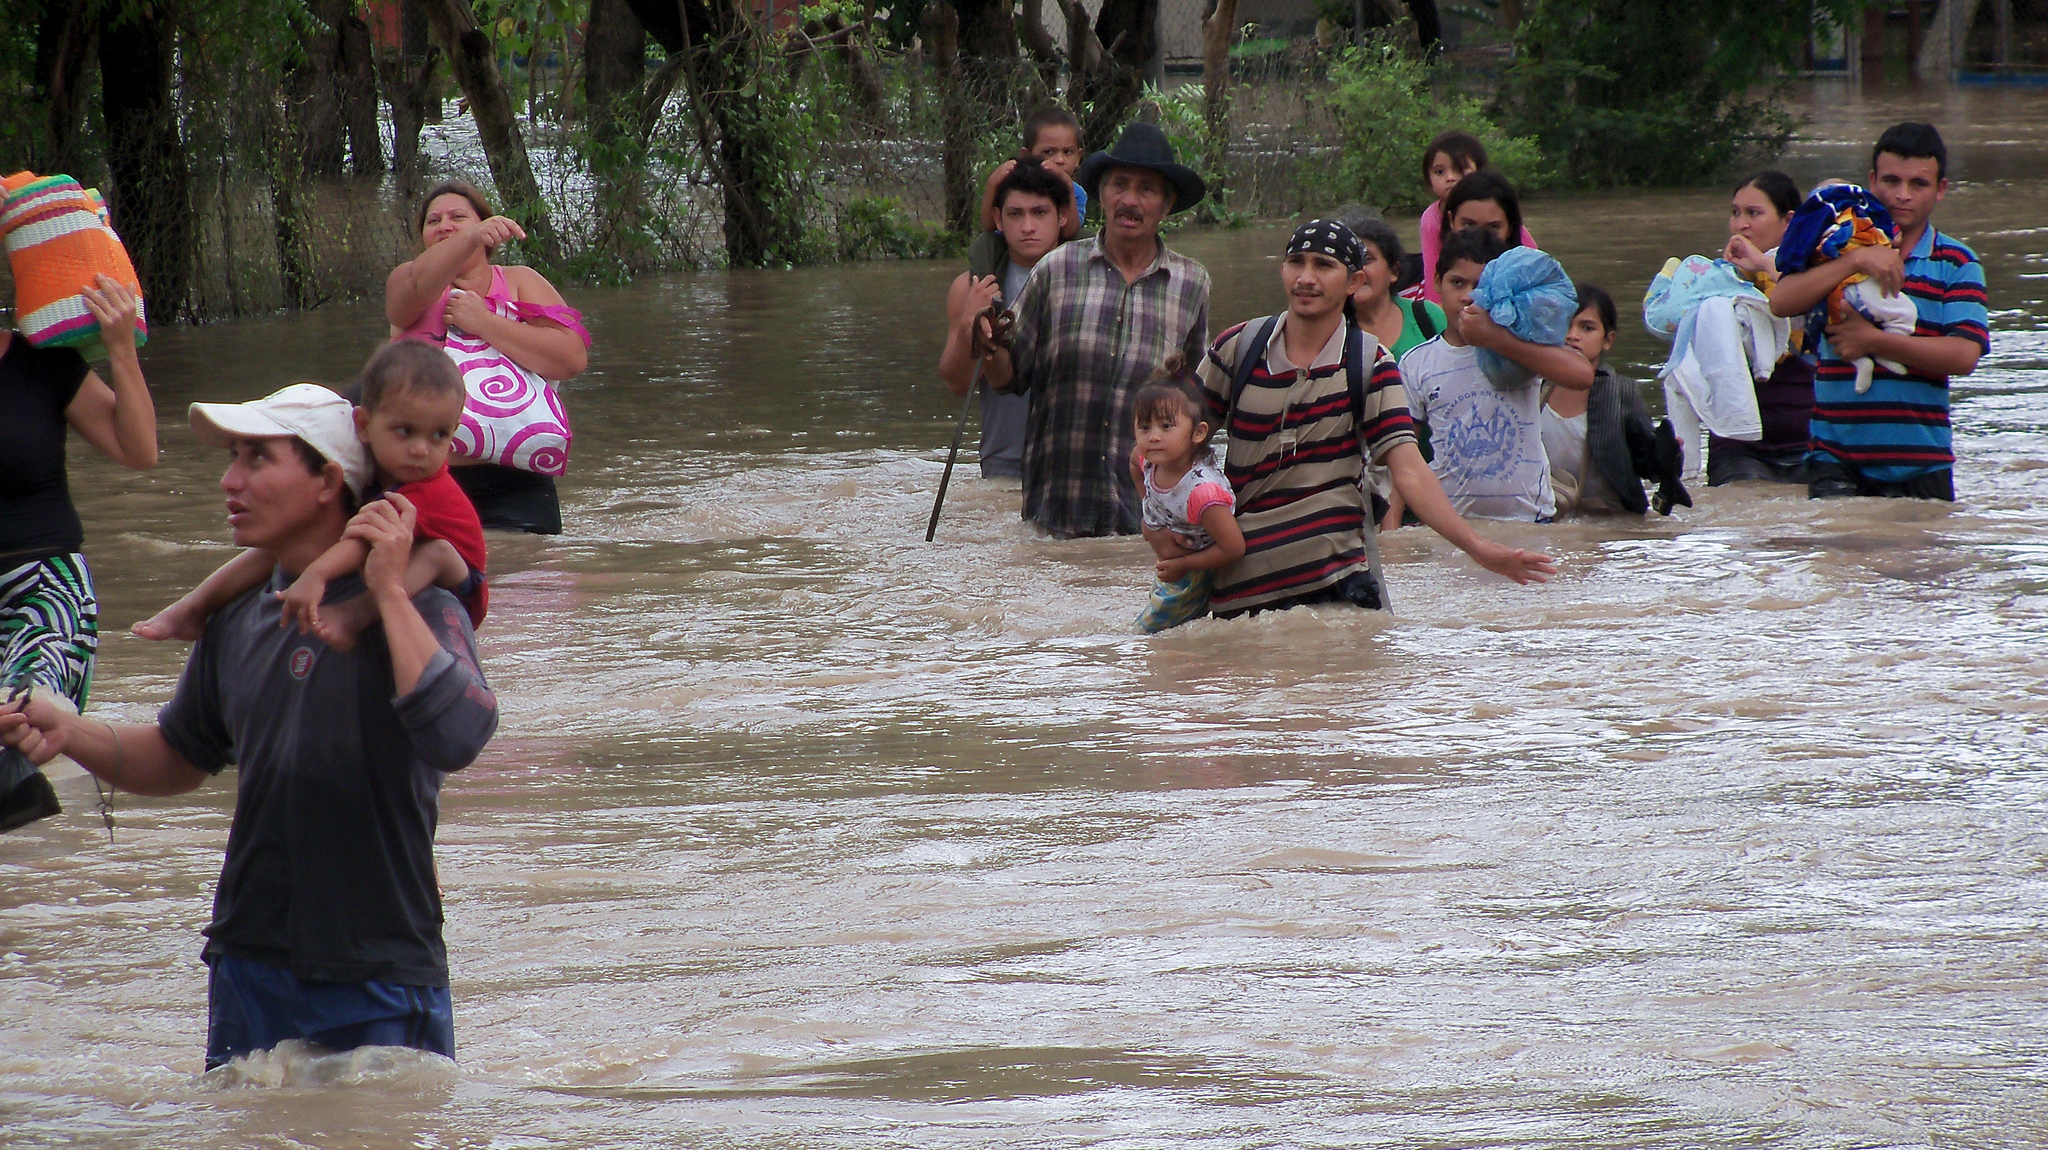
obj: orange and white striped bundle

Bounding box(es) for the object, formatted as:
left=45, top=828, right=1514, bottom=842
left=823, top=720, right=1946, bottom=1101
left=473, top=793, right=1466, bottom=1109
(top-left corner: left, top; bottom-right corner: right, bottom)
left=0, top=171, right=147, bottom=358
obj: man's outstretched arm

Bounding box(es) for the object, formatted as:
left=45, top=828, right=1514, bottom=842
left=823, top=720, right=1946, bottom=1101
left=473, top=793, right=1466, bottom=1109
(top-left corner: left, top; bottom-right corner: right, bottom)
left=0, top=700, right=208, bottom=797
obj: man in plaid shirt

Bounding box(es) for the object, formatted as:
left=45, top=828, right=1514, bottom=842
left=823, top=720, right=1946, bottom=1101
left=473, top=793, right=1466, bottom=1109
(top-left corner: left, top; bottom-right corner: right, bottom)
left=984, top=124, right=1211, bottom=538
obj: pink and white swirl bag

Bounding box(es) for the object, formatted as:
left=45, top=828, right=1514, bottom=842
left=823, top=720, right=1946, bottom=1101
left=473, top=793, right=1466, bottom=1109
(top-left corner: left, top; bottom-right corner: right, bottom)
left=443, top=298, right=589, bottom=476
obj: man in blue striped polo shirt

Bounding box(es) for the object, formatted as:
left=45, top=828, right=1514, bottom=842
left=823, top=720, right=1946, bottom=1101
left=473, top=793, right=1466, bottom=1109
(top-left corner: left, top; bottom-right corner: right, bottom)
left=1772, top=122, right=1989, bottom=501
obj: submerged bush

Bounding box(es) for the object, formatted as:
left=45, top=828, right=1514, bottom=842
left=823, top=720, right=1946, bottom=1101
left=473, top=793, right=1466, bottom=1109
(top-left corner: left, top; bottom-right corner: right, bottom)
left=1317, top=40, right=1548, bottom=212
left=835, top=195, right=964, bottom=261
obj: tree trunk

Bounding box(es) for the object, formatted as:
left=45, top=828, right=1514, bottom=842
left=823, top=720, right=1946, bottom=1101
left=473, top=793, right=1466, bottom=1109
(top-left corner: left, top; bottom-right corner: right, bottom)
left=1406, top=0, right=1442, bottom=52
left=586, top=0, right=651, bottom=270
left=628, top=0, right=809, bottom=267
left=375, top=36, right=441, bottom=199
left=816, top=11, right=888, bottom=128
left=416, top=0, right=561, bottom=264
left=271, top=113, right=321, bottom=311
left=339, top=9, right=386, bottom=176
left=288, top=0, right=350, bottom=177
left=406, top=0, right=442, bottom=124
left=922, top=0, right=981, bottom=234
left=34, top=1, right=98, bottom=177
left=1200, top=0, right=1238, bottom=216
left=1073, top=0, right=1161, bottom=148
left=1018, top=0, right=1057, bottom=64
left=98, top=2, right=191, bottom=318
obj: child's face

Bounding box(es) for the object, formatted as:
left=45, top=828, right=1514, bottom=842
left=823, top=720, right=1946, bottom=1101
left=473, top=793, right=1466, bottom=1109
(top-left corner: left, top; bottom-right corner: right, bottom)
left=1029, top=126, right=1083, bottom=177
left=355, top=385, right=465, bottom=487
left=1438, top=259, right=1485, bottom=329
left=1870, top=151, right=1946, bottom=234
left=1135, top=403, right=1207, bottom=469
left=1281, top=250, right=1358, bottom=322
left=1428, top=154, right=1477, bottom=203
left=1564, top=306, right=1615, bottom=367
left=998, top=191, right=1062, bottom=265
left=1448, top=199, right=1510, bottom=243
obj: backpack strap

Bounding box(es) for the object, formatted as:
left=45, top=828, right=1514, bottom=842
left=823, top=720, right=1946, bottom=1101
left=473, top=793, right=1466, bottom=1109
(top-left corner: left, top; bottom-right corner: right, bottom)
left=1344, top=323, right=1371, bottom=427
left=1226, top=314, right=1283, bottom=429
left=1345, top=321, right=1395, bottom=612
left=1409, top=297, right=1438, bottom=341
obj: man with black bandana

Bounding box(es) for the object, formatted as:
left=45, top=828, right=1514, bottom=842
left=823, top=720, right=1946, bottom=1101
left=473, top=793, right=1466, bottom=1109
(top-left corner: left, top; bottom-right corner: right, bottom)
left=1195, top=220, right=1556, bottom=616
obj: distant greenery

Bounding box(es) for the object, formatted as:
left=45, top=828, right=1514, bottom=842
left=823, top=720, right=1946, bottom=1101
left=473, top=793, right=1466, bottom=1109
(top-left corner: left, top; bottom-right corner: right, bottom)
left=1317, top=38, right=1548, bottom=212
left=1229, top=36, right=1290, bottom=59
left=835, top=195, right=965, bottom=261
left=1497, top=0, right=1866, bottom=186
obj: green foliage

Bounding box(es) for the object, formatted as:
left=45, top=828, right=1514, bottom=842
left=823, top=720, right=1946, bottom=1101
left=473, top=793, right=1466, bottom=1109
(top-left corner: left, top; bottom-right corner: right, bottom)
left=1139, top=82, right=1248, bottom=227
left=1496, top=0, right=1864, bottom=187
left=1229, top=37, right=1290, bottom=60
left=716, top=49, right=842, bottom=266
left=1316, top=39, right=1547, bottom=212
left=835, top=194, right=965, bottom=260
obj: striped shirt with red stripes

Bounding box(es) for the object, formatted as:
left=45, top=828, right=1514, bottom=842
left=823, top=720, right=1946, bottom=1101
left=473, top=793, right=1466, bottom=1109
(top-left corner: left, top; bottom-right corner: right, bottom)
left=1809, top=225, right=1989, bottom=483
left=1197, top=318, right=1416, bottom=614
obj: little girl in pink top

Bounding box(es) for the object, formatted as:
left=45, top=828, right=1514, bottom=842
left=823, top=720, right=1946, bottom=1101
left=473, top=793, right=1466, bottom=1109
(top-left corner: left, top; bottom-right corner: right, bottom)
left=1411, top=133, right=1538, bottom=305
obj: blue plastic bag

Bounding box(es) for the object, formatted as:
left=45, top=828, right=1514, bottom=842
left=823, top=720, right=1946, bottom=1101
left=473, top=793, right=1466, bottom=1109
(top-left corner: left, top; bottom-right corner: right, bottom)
left=1470, top=246, right=1577, bottom=389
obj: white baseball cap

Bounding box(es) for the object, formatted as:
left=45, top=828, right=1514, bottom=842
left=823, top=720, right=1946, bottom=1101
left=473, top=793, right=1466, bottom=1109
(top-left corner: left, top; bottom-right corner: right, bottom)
left=189, top=383, right=372, bottom=497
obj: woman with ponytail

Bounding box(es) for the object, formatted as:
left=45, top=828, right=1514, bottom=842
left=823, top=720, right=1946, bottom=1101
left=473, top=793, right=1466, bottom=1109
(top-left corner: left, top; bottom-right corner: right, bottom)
left=1186, top=220, right=1554, bottom=620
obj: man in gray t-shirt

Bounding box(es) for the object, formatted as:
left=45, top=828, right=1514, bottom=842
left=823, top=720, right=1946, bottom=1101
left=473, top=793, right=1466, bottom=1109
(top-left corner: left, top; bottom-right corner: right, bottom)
left=940, top=161, right=1074, bottom=479
left=1, top=385, right=497, bottom=1069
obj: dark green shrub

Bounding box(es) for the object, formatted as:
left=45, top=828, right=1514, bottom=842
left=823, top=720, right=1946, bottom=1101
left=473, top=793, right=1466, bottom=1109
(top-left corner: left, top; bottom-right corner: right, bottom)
left=1319, top=39, right=1548, bottom=212
left=1497, top=0, right=1862, bottom=187
left=836, top=195, right=965, bottom=260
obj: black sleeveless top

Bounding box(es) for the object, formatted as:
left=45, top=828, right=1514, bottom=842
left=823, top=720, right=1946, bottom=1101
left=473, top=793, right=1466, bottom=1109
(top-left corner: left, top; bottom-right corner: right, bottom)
left=0, top=335, right=91, bottom=563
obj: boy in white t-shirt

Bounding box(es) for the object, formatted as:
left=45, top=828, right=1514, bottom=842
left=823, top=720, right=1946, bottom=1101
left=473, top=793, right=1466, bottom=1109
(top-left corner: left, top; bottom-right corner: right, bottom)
left=1391, top=229, right=1595, bottom=523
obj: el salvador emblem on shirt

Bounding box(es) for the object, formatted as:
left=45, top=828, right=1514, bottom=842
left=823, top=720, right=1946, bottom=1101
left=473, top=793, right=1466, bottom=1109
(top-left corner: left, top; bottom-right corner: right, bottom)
left=289, top=646, right=315, bottom=680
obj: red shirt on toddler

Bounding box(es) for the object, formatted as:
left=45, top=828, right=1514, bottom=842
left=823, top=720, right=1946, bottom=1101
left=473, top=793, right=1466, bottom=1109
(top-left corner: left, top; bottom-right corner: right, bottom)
left=381, top=465, right=488, bottom=626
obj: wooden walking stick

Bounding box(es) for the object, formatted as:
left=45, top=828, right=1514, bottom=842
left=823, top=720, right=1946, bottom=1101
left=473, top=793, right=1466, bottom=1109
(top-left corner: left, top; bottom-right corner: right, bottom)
left=926, top=304, right=1012, bottom=542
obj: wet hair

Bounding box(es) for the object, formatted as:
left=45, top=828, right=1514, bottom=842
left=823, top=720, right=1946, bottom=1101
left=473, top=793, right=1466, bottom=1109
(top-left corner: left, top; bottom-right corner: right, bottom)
left=1439, top=169, right=1524, bottom=248
left=1873, top=121, right=1947, bottom=179
left=993, top=156, right=1073, bottom=212
left=1022, top=106, right=1082, bottom=150
left=1132, top=355, right=1214, bottom=460
left=1436, top=226, right=1511, bottom=283
left=1421, top=131, right=1488, bottom=184
left=1733, top=171, right=1800, bottom=218
left=414, top=179, right=495, bottom=245
left=1574, top=281, right=1618, bottom=335
left=358, top=339, right=466, bottom=413
left=1345, top=215, right=1404, bottom=269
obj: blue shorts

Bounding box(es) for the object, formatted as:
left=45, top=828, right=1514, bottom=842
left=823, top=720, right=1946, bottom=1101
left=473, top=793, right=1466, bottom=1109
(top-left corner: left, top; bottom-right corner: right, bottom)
left=205, top=953, right=454, bottom=1070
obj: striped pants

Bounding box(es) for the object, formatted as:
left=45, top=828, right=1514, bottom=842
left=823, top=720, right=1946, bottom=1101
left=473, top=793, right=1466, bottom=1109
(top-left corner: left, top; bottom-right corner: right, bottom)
left=1, top=553, right=97, bottom=706
left=1, top=553, right=96, bottom=809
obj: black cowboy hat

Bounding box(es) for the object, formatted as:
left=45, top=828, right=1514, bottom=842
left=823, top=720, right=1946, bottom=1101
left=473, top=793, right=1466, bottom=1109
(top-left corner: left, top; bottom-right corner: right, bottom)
left=1076, top=122, right=1206, bottom=214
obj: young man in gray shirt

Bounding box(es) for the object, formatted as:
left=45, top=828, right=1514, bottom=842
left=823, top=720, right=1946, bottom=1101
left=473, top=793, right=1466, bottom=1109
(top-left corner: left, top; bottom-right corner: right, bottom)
left=1, top=384, right=498, bottom=1069
left=938, top=160, right=1073, bottom=479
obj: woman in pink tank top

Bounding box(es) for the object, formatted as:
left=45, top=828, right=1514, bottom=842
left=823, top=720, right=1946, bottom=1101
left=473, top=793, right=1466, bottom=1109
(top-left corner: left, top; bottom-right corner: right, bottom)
left=386, top=180, right=589, bottom=534
left=387, top=180, right=587, bottom=377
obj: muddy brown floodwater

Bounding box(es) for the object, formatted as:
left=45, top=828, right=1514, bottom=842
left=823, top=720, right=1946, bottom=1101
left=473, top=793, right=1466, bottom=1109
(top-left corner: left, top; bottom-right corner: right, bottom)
left=5, top=81, right=2047, bottom=1148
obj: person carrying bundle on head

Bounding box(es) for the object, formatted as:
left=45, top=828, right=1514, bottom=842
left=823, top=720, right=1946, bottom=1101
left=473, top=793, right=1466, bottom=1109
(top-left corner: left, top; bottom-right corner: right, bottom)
left=0, top=171, right=156, bottom=833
